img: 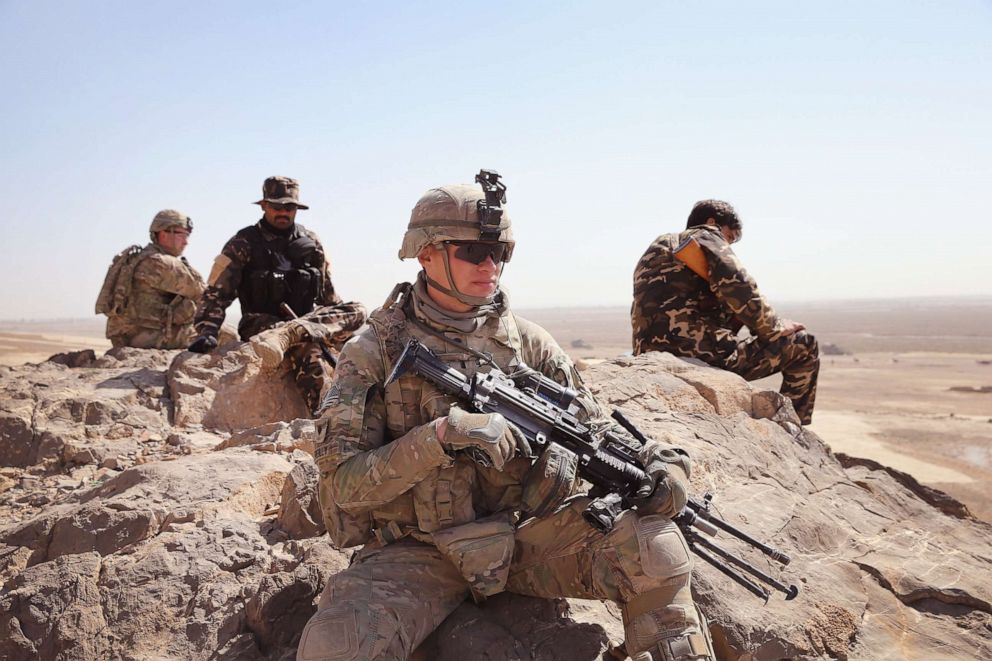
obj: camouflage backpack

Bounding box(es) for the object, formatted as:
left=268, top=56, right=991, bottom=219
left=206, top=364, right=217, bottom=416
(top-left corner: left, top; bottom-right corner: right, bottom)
left=95, top=245, right=144, bottom=316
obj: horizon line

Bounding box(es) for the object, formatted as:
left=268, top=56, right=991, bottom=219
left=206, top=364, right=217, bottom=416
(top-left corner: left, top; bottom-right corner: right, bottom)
left=1, top=293, right=990, bottom=323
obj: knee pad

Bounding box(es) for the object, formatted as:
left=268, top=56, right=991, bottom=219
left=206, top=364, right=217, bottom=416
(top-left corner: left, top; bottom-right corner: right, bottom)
left=298, top=603, right=400, bottom=661
left=298, top=605, right=360, bottom=661
left=635, top=514, right=692, bottom=580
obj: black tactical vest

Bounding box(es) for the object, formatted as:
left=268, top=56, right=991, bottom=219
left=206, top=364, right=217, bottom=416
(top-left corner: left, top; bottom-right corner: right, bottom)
left=236, top=223, right=323, bottom=317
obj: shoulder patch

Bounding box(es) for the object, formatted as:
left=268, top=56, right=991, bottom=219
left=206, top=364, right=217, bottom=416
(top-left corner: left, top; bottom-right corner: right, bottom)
left=208, top=254, right=233, bottom=286
left=320, top=383, right=341, bottom=410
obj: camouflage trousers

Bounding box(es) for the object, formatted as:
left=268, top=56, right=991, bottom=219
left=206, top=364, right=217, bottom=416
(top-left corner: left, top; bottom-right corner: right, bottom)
left=298, top=497, right=714, bottom=661
left=286, top=342, right=335, bottom=416
left=108, top=322, right=196, bottom=350
left=724, top=330, right=819, bottom=425
left=262, top=301, right=367, bottom=416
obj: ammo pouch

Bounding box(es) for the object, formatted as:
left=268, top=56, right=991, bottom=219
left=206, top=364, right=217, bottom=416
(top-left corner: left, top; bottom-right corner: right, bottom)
left=246, top=269, right=290, bottom=314
left=431, top=514, right=516, bottom=602
left=285, top=267, right=322, bottom=316
left=244, top=267, right=321, bottom=317
left=522, top=442, right=578, bottom=518
left=317, top=470, right=374, bottom=549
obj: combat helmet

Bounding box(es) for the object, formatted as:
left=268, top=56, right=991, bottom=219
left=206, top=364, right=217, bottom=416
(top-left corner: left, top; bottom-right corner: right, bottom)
left=399, top=170, right=514, bottom=306
left=149, top=209, right=193, bottom=242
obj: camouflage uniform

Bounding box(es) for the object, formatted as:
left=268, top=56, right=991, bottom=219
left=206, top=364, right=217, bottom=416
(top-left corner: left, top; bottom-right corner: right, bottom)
left=194, top=177, right=356, bottom=414
left=103, top=242, right=205, bottom=349
left=300, top=176, right=713, bottom=661
left=631, top=223, right=819, bottom=424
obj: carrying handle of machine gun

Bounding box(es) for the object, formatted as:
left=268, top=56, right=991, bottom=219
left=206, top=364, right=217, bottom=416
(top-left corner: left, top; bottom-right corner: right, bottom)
left=279, top=303, right=337, bottom=368
left=610, top=410, right=799, bottom=602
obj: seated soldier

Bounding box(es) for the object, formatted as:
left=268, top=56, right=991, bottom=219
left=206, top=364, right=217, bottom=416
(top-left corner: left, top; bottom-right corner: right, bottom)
left=631, top=200, right=819, bottom=425
left=187, top=176, right=366, bottom=415
left=298, top=171, right=715, bottom=661
left=96, top=209, right=204, bottom=349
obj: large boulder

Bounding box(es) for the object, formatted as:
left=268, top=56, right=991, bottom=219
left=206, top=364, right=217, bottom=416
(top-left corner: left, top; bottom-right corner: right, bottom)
left=0, top=346, right=989, bottom=660
left=167, top=343, right=308, bottom=431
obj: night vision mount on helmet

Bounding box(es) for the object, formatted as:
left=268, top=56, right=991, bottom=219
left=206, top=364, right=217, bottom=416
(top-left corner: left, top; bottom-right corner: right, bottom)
left=399, top=169, right=515, bottom=307
left=475, top=169, right=507, bottom=242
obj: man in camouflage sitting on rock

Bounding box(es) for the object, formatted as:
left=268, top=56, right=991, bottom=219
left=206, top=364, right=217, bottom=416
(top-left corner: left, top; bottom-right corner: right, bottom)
left=298, top=171, right=715, bottom=661
left=631, top=200, right=819, bottom=425
left=188, top=176, right=366, bottom=415
left=96, top=209, right=205, bottom=349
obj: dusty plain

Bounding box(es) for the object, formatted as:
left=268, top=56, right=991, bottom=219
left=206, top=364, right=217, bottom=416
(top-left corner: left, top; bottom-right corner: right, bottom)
left=3, top=297, right=990, bottom=520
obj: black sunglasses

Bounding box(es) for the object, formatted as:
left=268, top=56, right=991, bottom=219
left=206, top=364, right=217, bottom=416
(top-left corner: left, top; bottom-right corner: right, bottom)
left=445, top=241, right=510, bottom=265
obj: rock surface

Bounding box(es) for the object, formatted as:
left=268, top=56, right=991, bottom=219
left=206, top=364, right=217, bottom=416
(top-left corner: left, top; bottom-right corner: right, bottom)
left=1, top=346, right=989, bottom=660
left=168, top=343, right=308, bottom=431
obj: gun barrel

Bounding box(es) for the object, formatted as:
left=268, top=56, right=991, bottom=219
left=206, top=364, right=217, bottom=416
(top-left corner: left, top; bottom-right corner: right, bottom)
left=687, top=500, right=791, bottom=566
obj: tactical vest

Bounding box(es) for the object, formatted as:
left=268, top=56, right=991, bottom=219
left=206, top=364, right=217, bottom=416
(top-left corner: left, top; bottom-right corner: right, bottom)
left=236, top=223, right=323, bottom=317
left=95, top=244, right=144, bottom=316
left=321, top=285, right=583, bottom=559
left=368, top=283, right=525, bottom=443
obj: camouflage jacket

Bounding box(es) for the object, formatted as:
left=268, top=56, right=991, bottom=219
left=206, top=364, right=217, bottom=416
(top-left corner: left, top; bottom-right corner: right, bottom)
left=195, top=220, right=343, bottom=340
left=312, top=280, right=613, bottom=548
left=631, top=225, right=784, bottom=366
left=105, top=243, right=205, bottom=349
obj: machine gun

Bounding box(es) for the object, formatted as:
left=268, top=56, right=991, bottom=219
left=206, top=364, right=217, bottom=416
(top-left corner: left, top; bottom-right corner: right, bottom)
left=386, top=338, right=799, bottom=602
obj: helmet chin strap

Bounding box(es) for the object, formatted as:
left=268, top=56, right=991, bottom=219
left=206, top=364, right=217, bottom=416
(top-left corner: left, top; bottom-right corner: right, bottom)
left=424, top=248, right=497, bottom=307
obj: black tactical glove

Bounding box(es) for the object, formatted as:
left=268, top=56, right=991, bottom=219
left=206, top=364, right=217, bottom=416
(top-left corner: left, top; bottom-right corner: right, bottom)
left=187, top=335, right=218, bottom=354
left=441, top=407, right=533, bottom=471
left=630, top=452, right=690, bottom=519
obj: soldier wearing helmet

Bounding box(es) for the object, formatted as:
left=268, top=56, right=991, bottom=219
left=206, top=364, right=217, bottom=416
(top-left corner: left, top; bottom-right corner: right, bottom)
left=299, top=171, right=715, bottom=661
left=631, top=199, right=819, bottom=425
left=188, top=176, right=366, bottom=416
left=95, top=209, right=205, bottom=349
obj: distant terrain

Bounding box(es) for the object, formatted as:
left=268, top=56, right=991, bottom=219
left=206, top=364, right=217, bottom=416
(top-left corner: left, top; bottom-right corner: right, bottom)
left=2, top=296, right=990, bottom=519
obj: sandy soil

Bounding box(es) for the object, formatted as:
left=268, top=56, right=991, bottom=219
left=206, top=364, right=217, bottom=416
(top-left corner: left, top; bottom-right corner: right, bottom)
left=0, top=331, right=111, bottom=366
left=4, top=300, right=991, bottom=520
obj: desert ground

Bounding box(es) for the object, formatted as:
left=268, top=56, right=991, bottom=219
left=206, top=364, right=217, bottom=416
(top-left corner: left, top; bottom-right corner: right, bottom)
left=0, top=318, right=110, bottom=366
left=3, top=297, right=990, bottom=520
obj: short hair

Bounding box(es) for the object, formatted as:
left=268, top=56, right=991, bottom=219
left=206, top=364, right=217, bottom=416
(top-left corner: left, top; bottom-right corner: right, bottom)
left=686, top=199, right=741, bottom=230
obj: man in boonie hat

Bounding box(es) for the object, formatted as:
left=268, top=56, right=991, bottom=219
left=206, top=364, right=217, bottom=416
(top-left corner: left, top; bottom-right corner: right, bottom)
left=188, top=176, right=365, bottom=416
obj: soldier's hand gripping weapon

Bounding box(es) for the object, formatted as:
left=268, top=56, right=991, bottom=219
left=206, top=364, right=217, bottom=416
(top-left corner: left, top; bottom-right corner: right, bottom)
left=387, top=338, right=799, bottom=602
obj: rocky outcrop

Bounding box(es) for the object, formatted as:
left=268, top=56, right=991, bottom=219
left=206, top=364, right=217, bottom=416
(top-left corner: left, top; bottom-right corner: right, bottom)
left=168, top=343, right=308, bottom=431
left=587, top=356, right=991, bottom=660
left=1, top=346, right=990, bottom=660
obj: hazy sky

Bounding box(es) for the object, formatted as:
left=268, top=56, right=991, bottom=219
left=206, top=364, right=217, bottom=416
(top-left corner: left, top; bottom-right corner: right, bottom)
left=1, top=1, right=990, bottom=319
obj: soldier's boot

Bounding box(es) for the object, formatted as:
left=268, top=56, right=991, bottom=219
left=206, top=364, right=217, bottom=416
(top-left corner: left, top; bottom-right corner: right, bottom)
left=250, top=321, right=310, bottom=369
left=623, top=589, right=715, bottom=661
